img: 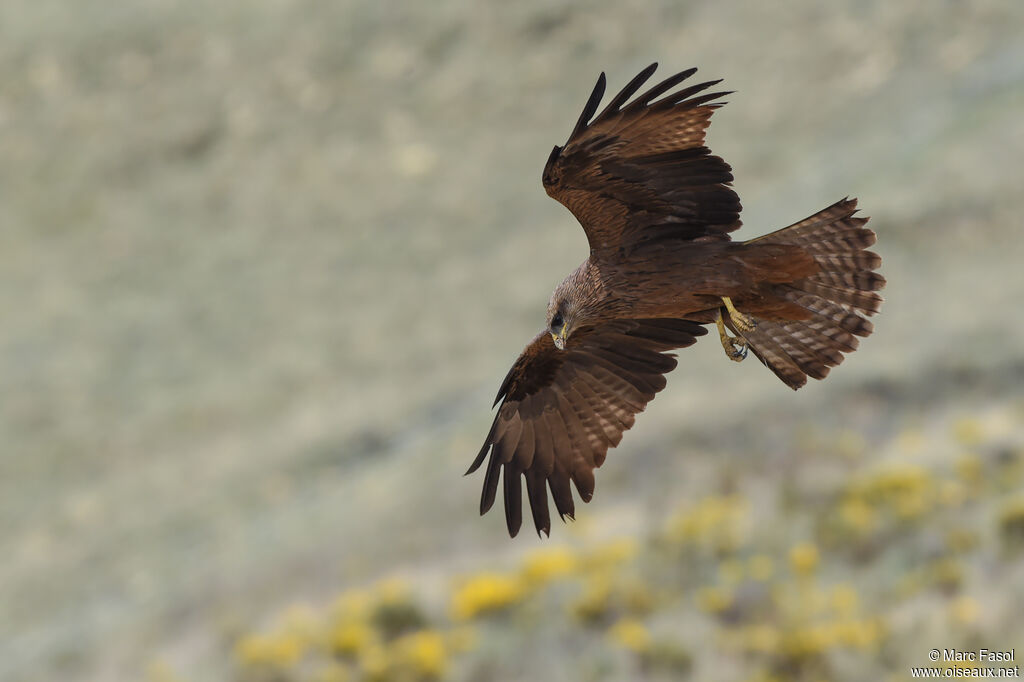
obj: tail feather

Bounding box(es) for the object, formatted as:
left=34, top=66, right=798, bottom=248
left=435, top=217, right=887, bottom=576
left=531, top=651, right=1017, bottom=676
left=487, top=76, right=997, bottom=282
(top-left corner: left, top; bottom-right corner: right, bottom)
left=739, top=198, right=885, bottom=389
left=791, top=280, right=883, bottom=314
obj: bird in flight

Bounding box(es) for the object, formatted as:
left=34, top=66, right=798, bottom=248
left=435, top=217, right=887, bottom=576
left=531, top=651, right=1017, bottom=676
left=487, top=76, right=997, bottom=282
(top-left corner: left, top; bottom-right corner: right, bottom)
left=466, top=64, right=885, bottom=537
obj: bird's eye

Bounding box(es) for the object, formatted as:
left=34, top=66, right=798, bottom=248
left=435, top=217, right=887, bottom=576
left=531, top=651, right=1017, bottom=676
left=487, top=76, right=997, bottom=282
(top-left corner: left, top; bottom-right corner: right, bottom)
left=551, top=312, right=564, bottom=329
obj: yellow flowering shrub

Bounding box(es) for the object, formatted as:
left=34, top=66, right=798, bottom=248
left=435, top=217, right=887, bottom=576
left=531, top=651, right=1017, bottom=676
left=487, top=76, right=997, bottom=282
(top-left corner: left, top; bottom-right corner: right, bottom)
left=748, top=554, right=775, bottom=581
left=328, top=620, right=376, bottom=659
left=665, top=495, right=749, bottom=553
left=998, top=496, right=1024, bottom=548
left=584, top=538, right=639, bottom=569
left=850, top=464, right=933, bottom=509
left=393, top=629, right=449, bottom=680
left=788, top=542, right=820, bottom=577
left=949, top=596, right=980, bottom=625
left=607, top=617, right=651, bottom=653
left=520, top=546, right=577, bottom=587
left=570, top=571, right=614, bottom=624
left=696, top=585, right=733, bottom=615
left=223, top=407, right=1019, bottom=682
left=450, top=572, right=526, bottom=620
left=235, top=632, right=305, bottom=669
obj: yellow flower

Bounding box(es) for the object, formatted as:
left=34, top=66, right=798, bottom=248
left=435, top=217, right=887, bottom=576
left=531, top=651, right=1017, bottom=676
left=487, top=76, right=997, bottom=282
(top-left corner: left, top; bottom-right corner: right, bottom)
left=718, top=559, right=745, bottom=585
left=586, top=538, right=639, bottom=568
left=374, top=577, right=411, bottom=604
left=938, top=479, right=966, bottom=507
left=329, top=620, right=375, bottom=658
left=839, top=497, right=876, bottom=534
left=950, top=596, right=980, bottom=625
left=929, top=558, right=963, bottom=591
left=359, top=642, right=391, bottom=682
left=395, top=630, right=448, bottom=679
left=789, top=543, right=819, bottom=577
left=619, top=579, right=656, bottom=615
left=447, top=626, right=478, bottom=654
left=333, top=589, right=373, bottom=621
left=945, top=527, right=979, bottom=553
left=998, top=497, right=1024, bottom=546
left=451, top=572, right=525, bottom=620
left=696, top=586, right=732, bottom=615
left=607, top=618, right=651, bottom=653
left=145, top=658, right=184, bottom=682
left=742, top=624, right=781, bottom=653
left=955, top=453, right=983, bottom=485
left=952, top=417, right=985, bottom=446
left=894, top=491, right=928, bottom=519
left=748, top=554, right=775, bottom=582
left=570, top=572, right=614, bottom=624
left=895, top=428, right=926, bottom=456
left=278, top=604, right=320, bottom=647
left=830, top=584, right=859, bottom=616
left=834, top=618, right=882, bottom=648
left=234, top=633, right=304, bottom=668
left=521, top=546, right=578, bottom=587
left=665, top=496, right=748, bottom=552
left=312, top=662, right=351, bottom=682
left=835, top=430, right=866, bottom=459
left=780, top=625, right=829, bottom=658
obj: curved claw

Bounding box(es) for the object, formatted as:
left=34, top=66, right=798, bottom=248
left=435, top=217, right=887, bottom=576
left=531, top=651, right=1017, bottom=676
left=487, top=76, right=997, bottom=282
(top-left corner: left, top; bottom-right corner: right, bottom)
left=717, top=311, right=748, bottom=363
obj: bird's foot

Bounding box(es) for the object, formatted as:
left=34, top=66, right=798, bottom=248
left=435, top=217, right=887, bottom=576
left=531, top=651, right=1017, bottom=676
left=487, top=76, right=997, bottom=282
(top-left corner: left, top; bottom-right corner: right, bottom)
left=721, top=296, right=757, bottom=332
left=717, top=313, right=748, bottom=362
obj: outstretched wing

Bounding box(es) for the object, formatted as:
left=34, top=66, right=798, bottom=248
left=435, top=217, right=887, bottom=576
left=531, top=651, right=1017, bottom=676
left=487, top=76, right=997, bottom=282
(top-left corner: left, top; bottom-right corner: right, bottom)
left=542, top=63, right=740, bottom=260
left=466, top=319, right=707, bottom=537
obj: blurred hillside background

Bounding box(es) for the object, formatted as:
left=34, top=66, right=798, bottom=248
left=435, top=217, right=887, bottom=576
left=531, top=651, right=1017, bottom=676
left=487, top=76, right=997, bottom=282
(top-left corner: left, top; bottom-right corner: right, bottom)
left=3, top=1, right=1024, bottom=681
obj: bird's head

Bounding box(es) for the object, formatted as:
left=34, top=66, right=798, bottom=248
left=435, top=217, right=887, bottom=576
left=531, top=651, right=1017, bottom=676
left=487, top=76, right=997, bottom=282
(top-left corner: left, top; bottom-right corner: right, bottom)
left=546, top=292, right=577, bottom=351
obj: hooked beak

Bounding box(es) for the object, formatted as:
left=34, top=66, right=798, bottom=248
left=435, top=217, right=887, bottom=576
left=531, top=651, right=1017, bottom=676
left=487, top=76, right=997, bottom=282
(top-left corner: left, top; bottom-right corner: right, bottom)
left=551, top=329, right=566, bottom=350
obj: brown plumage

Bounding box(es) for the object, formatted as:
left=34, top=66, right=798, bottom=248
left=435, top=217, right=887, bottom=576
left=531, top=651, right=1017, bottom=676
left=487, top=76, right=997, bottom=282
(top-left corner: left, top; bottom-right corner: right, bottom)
left=467, top=64, right=885, bottom=537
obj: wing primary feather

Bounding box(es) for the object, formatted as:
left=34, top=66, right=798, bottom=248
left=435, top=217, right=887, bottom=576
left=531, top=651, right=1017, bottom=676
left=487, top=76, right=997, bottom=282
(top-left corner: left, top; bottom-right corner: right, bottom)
left=549, top=460, right=576, bottom=522
left=630, top=67, right=698, bottom=109
left=532, top=412, right=556, bottom=477
left=569, top=72, right=607, bottom=139
left=480, top=451, right=501, bottom=515
left=670, top=90, right=732, bottom=108
left=653, top=79, right=722, bottom=108
left=525, top=468, right=552, bottom=537
left=595, top=62, right=658, bottom=120
left=572, top=467, right=596, bottom=503
left=503, top=463, right=523, bottom=537
left=516, top=417, right=536, bottom=471
left=465, top=417, right=499, bottom=475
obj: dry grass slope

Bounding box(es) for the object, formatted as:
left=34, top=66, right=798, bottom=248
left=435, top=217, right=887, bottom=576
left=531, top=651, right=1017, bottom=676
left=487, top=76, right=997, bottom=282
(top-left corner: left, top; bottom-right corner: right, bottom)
left=1, top=1, right=1023, bottom=681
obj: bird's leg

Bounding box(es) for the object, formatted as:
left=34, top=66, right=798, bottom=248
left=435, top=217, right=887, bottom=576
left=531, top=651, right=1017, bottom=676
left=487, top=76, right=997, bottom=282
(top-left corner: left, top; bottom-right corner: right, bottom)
left=721, top=296, right=757, bottom=333
left=717, top=310, right=748, bottom=362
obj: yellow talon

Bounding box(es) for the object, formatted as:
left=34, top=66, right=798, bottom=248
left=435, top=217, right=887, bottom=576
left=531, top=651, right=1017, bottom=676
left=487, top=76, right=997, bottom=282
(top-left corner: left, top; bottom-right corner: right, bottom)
left=721, top=296, right=757, bottom=333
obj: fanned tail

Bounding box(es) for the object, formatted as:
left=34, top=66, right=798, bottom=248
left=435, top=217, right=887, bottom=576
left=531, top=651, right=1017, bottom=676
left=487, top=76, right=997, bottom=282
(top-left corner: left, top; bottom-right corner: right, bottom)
left=738, top=198, right=885, bottom=389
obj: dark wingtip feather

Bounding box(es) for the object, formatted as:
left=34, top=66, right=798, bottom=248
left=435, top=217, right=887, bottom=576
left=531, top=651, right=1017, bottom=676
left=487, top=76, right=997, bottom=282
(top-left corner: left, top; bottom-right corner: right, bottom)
left=595, top=62, right=659, bottom=120
left=466, top=419, right=500, bottom=475
left=629, top=66, right=699, bottom=109
left=503, top=465, right=523, bottom=537
left=479, top=454, right=501, bottom=515
left=678, top=90, right=732, bottom=108
left=569, top=72, right=607, bottom=139
left=465, top=434, right=492, bottom=475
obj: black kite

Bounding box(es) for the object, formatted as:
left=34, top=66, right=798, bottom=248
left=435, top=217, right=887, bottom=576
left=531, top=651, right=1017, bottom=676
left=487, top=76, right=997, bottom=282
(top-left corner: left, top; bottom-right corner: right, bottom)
left=467, top=64, right=885, bottom=537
